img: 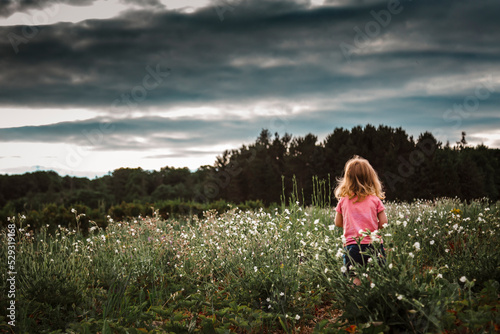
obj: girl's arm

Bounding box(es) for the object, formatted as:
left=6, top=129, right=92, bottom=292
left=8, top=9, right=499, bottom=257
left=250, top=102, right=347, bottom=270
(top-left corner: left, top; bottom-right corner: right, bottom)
left=377, top=210, right=388, bottom=229
left=335, top=212, right=343, bottom=228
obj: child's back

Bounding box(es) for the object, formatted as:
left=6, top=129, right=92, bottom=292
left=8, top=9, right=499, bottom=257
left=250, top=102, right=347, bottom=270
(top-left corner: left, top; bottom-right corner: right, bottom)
left=333, top=156, right=388, bottom=284
left=336, top=194, right=384, bottom=246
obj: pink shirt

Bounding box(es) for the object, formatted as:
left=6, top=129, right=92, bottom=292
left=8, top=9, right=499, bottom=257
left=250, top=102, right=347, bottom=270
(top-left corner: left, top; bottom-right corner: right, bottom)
left=335, top=195, right=385, bottom=246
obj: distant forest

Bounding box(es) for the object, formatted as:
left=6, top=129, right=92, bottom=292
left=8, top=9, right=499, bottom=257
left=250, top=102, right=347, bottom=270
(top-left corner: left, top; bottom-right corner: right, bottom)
left=1, top=124, right=499, bottom=229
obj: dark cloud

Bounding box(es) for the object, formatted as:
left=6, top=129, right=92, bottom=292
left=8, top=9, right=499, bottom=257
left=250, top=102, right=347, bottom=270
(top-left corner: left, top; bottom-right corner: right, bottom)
left=0, top=116, right=262, bottom=150
left=0, top=0, right=95, bottom=17
left=0, top=0, right=498, bottom=110
left=0, top=0, right=165, bottom=17
left=0, top=0, right=499, bottom=176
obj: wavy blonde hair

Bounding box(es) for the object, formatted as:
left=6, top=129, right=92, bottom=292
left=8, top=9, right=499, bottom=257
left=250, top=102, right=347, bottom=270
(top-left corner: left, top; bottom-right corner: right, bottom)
left=334, top=155, right=385, bottom=201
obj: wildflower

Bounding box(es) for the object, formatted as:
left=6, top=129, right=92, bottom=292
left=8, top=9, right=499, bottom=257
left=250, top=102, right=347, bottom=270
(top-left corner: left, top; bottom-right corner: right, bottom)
left=460, top=276, right=467, bottom=283
left=370, top=283, right=375, bottom=289
left=341, top=266, right=347, bottom=273
left=413, top=242, right=420, bottom=250
left=280, top=292, right=285, bottom=296
left=430, top=240, right=435, bottom=245
left=295, top=314, right=300, bottom=320
left=328, top=224, right=335, bottom=230
left=335, top=248, right=343, bottom=259
left=437, top=274, right=443, bottom=279
left=254, top=266, right=258, bottom=272
left=71, top=208, right=76, bottom=213
left=409, top=252, right=414, bottom=258
left=324, top=267, right=328, bottom=274
left=389, top=263, right=393, bottom=269
left=396, top=293, right=403, bottom=300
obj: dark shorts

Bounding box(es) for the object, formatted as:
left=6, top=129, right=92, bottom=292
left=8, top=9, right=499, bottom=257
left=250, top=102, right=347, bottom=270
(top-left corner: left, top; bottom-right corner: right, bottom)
left=343, top=243, right=386, bottom=276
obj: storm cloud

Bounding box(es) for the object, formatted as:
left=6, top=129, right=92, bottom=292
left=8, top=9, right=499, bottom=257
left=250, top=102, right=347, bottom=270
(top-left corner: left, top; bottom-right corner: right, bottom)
left=0, top=0, right=499, bottom=175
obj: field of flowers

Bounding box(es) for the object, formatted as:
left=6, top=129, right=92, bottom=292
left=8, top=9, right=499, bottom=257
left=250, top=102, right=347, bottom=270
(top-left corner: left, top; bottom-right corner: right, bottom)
left=1, top=198, right=499, bottom=333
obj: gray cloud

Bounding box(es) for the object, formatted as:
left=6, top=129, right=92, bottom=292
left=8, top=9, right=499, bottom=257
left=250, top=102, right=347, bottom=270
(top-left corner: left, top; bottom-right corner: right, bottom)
left=0, top=0, right=499, bottom=176
left=0, top=0, right=165, bottom=18
left=0, top=0, right=95, bottom=17
left=0, top=0, right=498, bottom=109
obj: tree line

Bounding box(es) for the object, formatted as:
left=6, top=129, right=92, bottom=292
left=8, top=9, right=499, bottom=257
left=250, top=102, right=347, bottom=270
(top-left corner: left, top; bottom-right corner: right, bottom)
left=1, top=124, right=499, bottom=229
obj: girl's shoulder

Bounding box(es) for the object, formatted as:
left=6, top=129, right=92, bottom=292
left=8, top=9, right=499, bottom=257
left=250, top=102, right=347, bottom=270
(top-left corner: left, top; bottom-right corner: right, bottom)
left=366, top=194, right=385, bottom=211
left=366, top=194, right=382, bottom=201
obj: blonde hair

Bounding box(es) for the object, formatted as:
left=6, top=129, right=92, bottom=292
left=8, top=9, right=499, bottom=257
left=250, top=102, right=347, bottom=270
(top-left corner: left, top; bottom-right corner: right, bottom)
left=334, top=155, right=385, bottom=201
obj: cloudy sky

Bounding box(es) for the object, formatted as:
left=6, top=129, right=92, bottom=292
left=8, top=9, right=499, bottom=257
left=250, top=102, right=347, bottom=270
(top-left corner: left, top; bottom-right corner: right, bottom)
left=0, top=0, right=499, bottom=178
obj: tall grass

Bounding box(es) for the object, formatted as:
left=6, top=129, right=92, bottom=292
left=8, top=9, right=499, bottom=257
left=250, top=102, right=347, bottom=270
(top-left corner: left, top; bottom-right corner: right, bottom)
left=1, top=196, right=499, bottom=333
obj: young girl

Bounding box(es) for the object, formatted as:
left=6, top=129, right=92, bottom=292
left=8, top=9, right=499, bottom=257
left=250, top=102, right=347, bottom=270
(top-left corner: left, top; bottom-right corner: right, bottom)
left=334, top=155, right=388, bottom=285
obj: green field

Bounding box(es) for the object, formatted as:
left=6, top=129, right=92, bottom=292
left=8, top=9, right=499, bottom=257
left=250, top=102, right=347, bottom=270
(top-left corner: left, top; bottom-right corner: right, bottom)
left=1, top=198, right=499, bottom=333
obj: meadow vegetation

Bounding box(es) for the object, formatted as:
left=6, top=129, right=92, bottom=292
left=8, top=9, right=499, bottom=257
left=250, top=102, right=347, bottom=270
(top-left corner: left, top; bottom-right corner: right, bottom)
left=1, top=195, right=499, bottom=333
